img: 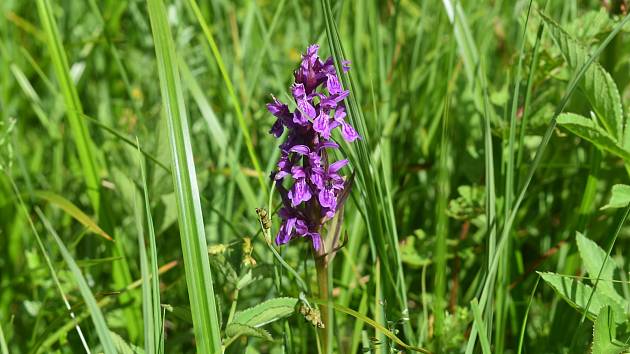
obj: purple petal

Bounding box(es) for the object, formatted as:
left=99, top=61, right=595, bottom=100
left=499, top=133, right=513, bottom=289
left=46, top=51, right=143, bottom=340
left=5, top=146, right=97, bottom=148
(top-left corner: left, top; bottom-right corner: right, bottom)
left=275, top=171, right=289, bottom=180
left=334, top=106, right=346, bottom=122
left=309, top=232, right=322, bottom=251
left=329, top=159, right=348, bottom=173
left=318, top=187, right=336, bottom=209
left=305, top=44, right=319, bottom=58
left=289, top=145, right=310, bottom=155
left=288, top=179, right=312, bottom=206
left=310, top=168, right=325, bottom=189
left=342, top=60, right=351, bottom=72
left=291, top=166, right=306, bottom=178
left=275, top=216, right=296, bottom=245
left=292, top=111, right=308, bottom=126
left=295, top=219, right=309, bottom=235
left=323, top=207, right=335, bottom=219
left=313, top=111, right=332, bottom=139
left=267, top=95, right=289, bottom=117
left=326, top=74, right=342, bottom=95
left=317, top=141, right=339, bottom=151
left=292, top=83, right=316, bottom=118
left=341, top=121, right=360, bottom=142
left=308, top=152, right=322, bottom=168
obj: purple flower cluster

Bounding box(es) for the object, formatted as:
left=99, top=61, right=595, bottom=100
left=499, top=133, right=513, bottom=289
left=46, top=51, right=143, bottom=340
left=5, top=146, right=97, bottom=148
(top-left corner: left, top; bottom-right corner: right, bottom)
left=268, top=44, right=359, bottom=251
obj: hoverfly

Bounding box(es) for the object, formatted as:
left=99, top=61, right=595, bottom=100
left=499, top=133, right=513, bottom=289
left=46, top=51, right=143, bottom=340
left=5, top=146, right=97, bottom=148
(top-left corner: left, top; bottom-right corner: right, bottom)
left=255, top=207, right=271, bottom=230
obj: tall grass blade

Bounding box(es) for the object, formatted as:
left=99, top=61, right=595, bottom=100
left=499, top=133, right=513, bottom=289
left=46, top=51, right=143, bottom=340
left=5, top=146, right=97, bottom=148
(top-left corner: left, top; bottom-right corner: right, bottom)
left=35, top=0, right=101, bottom=213
left=136, top=139, right=163, bottom=353
left=146, top=0, right=222, bottom=352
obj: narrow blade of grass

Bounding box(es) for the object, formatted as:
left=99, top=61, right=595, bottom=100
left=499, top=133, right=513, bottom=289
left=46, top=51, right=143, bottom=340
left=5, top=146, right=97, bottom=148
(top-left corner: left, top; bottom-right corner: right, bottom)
left=35, top=0, right=101, bottom=213
left=471, top=299, right=492, bottom=354
left=36, top=208, right=116, bottom=354
left=145, top=0, right=222, bottom=352
left=136, top=138, right=163, bottom=353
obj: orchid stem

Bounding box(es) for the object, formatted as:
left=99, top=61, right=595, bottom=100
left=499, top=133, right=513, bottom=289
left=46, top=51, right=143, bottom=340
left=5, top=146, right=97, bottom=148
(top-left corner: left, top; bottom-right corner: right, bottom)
left=315, top=255, right=332, bottom=354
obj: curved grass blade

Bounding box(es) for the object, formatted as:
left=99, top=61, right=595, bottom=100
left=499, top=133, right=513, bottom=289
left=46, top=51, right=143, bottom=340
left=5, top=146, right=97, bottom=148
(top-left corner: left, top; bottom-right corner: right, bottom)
left=36, top=208, right=116, bottom=354
left=31, top=190, right=112, bottom=241
left=145, top=0, right=222, bottom=352
left=311, top=299, right=431, bottom=354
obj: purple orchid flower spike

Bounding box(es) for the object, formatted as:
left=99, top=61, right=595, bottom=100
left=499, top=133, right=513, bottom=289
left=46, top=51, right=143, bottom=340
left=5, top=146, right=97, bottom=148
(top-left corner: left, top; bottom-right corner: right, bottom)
left=266, top=44, right=360, bottom=252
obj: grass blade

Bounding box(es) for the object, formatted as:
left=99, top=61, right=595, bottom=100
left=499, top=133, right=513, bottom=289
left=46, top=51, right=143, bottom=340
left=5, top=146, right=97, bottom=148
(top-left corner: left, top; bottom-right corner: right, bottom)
left=36, top=208, right=116, bottom=354
left=35, top=0, right=101, bottom=213
left=31, top=190, right=112, bottom=241
left=136, top=138, right=163, bottom=353
left=145, top=0, right=222, bottom=352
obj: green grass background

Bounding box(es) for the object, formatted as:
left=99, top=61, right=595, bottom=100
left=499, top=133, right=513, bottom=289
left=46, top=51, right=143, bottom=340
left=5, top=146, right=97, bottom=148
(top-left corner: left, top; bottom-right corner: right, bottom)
left=1, top=0, right=630, bottom=353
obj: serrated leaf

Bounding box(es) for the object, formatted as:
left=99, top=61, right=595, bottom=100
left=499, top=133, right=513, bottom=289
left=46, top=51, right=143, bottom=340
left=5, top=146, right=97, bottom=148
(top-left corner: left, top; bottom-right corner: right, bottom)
left=539, top=272, right=626, bottom=324
left=557, top=113, right=630, bottom=161
left=602, top=184, right=630, bottom=210
left=541, top=12, right=624, bottom=144
left=231, top=297, right=298, bottom=328
left=592, top=306, right=628, bottom=354
left=576, top=233, right=623, bottom=303
left=225, top=323, right=273, bottom=342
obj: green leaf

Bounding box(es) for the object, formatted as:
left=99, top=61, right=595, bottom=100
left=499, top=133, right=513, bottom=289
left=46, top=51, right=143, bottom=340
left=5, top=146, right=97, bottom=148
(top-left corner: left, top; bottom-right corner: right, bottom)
left=539, top=272, right=625, bottom=324
left=225, top=323, right=273, bottom=342
left=592, top=306, right=628, bottom=354
left=557, top=113, right=630, bottom=161
left=231, top=297, right=298, bottom=328
left=31, top=190, right=112, bottom=241
left=576, top=233, right=623, bottom=303
left=541, top=12, right=625, bottom=144
left=602, top=184, right=630, bottom=210
left=146, top=0, right=222, bottom=352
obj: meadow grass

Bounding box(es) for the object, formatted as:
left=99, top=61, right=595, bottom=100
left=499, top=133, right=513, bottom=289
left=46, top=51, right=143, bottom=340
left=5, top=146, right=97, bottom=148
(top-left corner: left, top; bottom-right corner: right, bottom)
left=1, top=0, right=630, bottom=353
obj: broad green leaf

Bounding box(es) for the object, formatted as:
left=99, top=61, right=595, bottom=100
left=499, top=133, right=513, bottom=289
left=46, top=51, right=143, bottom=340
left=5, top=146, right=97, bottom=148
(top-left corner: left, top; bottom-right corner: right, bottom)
left=539, top=272, right=625, bottom=324
left=146, top=0, right=222, bottom=352
left=601, top=184, right=630, bottom=210
left=32, top=190, right=112, bottom=241
left=541, top=12, right=625, bottom=145
left=225, top=323, right=273, bottom=341
left=231, top=297, right=298, bottom=327
left=576, top=233, right=623, bottom=303
left=592, top=306, right=628, bottom=354
left=557, top=113, right=630, bottom=161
